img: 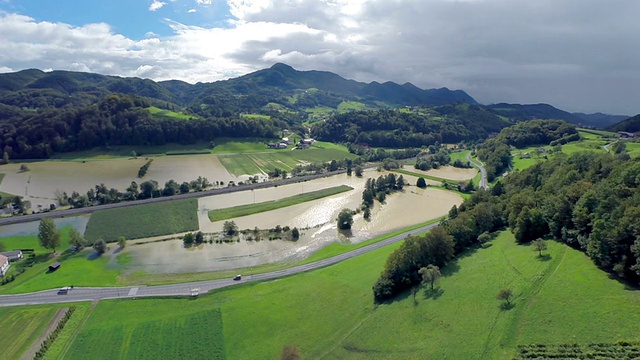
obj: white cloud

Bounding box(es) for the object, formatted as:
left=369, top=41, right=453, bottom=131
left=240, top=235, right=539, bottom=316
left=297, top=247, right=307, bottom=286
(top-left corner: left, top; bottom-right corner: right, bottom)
left=1, top=1, right=640, bottom=114
left=149, top=0, right=166, bottom=11
left=0, top=66, right=13, bottom=73
left=188, top=8, right=197, bottom=13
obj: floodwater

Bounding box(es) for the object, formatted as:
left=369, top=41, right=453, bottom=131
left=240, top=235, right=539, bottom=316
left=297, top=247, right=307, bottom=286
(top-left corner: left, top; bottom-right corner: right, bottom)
left=412, top=165, right=478, bottom=181
left=123, top=169, right=463, bottom=274
left=0, top=155, right=237, bottom=208
left=0, top=215, right=90, bottom=237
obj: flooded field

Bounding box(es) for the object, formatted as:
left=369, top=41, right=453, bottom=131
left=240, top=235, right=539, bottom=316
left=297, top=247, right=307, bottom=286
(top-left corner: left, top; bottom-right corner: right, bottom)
left=0, top=215, right=90, bottom=237
left=123, top=170, right=462, bottom=274
left=0, top=154, right=236, bottom=208
left=410, top=166, right=477, bottom=181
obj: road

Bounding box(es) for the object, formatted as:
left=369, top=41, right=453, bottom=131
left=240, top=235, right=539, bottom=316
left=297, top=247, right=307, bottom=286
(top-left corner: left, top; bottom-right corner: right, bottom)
left=0, top=168, right=359, bottom=226
left=467, top=153, right=489, bottom=190
left=0, top=223, right=439, bottom=307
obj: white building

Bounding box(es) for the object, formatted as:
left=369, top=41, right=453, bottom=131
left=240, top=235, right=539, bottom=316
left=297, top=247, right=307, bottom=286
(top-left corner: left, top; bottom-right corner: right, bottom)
left=0, top=255, right=9, bottom=277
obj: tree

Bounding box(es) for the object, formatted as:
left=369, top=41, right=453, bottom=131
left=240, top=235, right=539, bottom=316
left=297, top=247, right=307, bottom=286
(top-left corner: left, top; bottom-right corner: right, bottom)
left=38, top=218, right=60, bottom=252
left=195, top=231, right=205, bottom=244
left=93, top=239, right=107, bottom=254
left=68, top=228, right=86, bottom=250
left=396, top=175, right=405, bottom=190
left=223, top=221, right=239, bottom=236
left=354, top=165, right=363, bottom=177
left=497, top=288, right=513, bottom=306
left=291, top=227, right=300, bottom=240
left=532, top=238, right=547, bottom=257
left=131, top=150, right=137, bottom=158
left=118, top=236, right=127, bottom=249
left=183, top=232, right=195, bottom=246
left=19, top=164, right=29, bottom=172
left=419, top=264, right=441, bottom=290
left=337, top=209, right=354, bottom=230
left=416, top=177, right=427, bottom=189
left=346, top=165, right=352, bottom=176
left=2, top=151, right=8, bottom=164
left=363, top=206, right=371, bottom=220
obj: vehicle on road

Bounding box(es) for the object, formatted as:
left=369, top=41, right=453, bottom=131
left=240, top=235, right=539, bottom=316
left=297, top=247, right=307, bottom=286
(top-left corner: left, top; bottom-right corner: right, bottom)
left=233, top=275, right=242, bottom=281
left=57, top=286, right=71, bottom=295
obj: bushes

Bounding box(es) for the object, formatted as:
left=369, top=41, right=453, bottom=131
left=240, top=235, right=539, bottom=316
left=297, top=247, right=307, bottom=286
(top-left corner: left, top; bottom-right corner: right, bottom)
left=137, top=159, right=153, bottom=178
left=34, top=307, right=76, bottom=359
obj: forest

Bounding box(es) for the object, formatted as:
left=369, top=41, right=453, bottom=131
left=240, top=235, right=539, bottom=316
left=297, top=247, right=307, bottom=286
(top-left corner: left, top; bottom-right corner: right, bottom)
left=373, top=150, right=640, bottom=302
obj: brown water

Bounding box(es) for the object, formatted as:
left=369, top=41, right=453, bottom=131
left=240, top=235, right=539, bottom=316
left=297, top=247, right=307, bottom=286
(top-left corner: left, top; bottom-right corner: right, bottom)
left=124, top=170, right=463, bottom=274
left=0, top=216, right=90, bottom=237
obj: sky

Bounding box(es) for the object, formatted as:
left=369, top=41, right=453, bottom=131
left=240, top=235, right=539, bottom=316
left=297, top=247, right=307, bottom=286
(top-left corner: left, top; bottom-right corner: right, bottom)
left=0, top=0, right=638, bottom=115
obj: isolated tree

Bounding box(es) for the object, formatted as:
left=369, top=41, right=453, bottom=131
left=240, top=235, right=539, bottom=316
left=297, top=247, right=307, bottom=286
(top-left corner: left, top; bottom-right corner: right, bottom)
left=38, top=218, right=60, bottom=252
left=68, top=228, right=86, bottom=250
left=354, top=165, right=363, bottom=177
left=131, top=150, right=137, bottom=158
left=183, top=232, right=195, bottom=246
left=281, top=345, right=301, bottom=360
left=363, top=206, right=371, bottom=221
left=93, top=239, right=107, bottom=255
left=195, top=231, right=205, bottom=244
left=497, top=288, right=513, bottom=306
left=19, top=164, right=30, bottom=172
left=532, top=238, right=547, bottom=257
left=223, top=221, right=239, bottom=236
left=118, top=236, right=127, bottom=249
left=346, top=165, right=352, bottom=176
left=416, top=177, right=427, bottom=189
left=2, top=151, right=8, bottom=164
left=291, top=227, right=300, bottom=240
left=337, top=209, right=354, bottom=230
left=419, top=264, right=442, bottom=290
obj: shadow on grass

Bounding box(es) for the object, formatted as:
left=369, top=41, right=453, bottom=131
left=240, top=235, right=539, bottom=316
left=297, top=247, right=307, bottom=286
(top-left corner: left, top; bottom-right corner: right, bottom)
left=500, top=302, right=515, bottom=311
left=537, top=254, right=552, bottom=262
left=423, top=287, right=444, bottom=300
left=86, top=251, right=104, bottom=261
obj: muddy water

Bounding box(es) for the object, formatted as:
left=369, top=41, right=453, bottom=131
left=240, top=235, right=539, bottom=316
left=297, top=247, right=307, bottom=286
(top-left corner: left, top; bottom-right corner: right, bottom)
left=124, top=170, right=462, bottom=274
left=0, top=215, right=90, bottom=237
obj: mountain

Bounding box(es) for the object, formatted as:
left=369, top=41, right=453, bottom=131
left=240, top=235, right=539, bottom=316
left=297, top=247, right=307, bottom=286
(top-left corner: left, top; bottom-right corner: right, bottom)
left=606, top=114, right=640, bottom=133
left=486, top=103, right=578, bottom=123
left=572, top=112, right=629, bottom=129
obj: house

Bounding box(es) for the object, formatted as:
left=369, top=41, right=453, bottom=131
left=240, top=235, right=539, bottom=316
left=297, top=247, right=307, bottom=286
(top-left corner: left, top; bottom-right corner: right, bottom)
left=267, top=143, right=288, bottom=149
left=521, top=153, right=531, bottom=159
left=300, top=138, right=315, bottom=145
left=281, top=137, right=292, bottom=144
left=49, top=262, right=61, bottom=272
left=0, top=255, right=9, bottom=277
left=618, top=131, right=637, bottom=139
left=0, top=250, right=23, bottom=262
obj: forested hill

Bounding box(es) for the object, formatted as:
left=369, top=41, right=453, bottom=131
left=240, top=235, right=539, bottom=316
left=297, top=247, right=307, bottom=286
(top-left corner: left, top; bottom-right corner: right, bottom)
left=606, top=114, right=640, bottom=133
left=487, top=103, right=626, bottom=129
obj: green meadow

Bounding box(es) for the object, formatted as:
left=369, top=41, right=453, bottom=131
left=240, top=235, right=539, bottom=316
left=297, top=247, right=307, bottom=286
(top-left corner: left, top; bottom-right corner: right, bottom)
left=148, top=106, right=193, bottom=120
left=37, top=230, right=640, bottom=359
left=0, top=305, right=62, bottom=359
left=84, top=198, right=198, bottom=242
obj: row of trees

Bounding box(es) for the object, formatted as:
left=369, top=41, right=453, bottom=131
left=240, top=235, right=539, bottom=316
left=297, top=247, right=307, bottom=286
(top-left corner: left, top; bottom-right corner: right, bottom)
left=361, top=174, right=405, bottom=220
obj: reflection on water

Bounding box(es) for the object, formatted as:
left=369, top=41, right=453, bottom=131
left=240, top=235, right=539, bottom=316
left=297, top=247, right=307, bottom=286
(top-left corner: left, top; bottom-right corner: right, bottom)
left=0, top=216, right=90, bottom=237
left=125, top=170, right=463, bottom=274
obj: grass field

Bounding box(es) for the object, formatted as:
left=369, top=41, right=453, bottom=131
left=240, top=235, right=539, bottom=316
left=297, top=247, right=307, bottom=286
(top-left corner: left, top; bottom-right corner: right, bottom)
left=84, top=198, right=198, bottom=242
left=208, top=185, right=353, bottom=222
left=449, top=149, right=472, bottom=164
left=64, top=300, right=225, bottom=360
left=0, top=305, right=61, bottom=359
left=337, top=101, right=366, bottom=112
left=240, top=113, right=271, bottom=120
left=218, top=147, right=357, bottom=176
left=148, top=106, right=192, bottom=120
left=44, top=303, right=92, bottom=360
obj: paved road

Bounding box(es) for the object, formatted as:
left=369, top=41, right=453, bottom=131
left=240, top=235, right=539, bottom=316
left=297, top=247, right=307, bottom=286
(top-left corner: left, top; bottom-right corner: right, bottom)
left=0, top=223, right=439, bottom=307
left=467, top=153, right=489, bottom=190
left=0, top=168, right=361, bottom=226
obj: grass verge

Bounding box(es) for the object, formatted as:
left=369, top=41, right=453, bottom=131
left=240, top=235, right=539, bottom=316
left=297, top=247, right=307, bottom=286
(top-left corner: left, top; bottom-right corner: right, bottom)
left=208, top=185, right=353, bottom=222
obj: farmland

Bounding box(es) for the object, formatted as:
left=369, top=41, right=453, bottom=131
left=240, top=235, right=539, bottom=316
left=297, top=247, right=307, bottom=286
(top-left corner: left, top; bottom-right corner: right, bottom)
left=84, top=198, right=198, bottom=242
left=63, top=300, right=225, bottom=360
left=37, top=230, right=640, bottom=359
left=147, top=106, right=192, bottom=120
left=208, top=185, right=353, bottom=222
left=0, top=305, right=61, bottom=359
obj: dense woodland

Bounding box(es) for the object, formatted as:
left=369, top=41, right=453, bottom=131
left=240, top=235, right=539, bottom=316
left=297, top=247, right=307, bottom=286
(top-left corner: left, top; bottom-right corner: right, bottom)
left=374, top=150, right=640, bottom=302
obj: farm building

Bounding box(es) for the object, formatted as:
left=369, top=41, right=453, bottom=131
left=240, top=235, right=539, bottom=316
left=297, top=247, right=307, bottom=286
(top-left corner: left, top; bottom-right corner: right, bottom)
left=0, top=250, right=23, bottom=262
left=0, top=255, right=9, bottom=276
left=49, top=262, right=61, bottom=272
left=267, top=143, right=288, bottom=149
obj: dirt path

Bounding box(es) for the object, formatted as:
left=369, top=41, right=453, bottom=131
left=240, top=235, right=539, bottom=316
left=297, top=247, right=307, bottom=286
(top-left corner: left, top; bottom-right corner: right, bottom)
left=21, top=307, right=69, bottom=360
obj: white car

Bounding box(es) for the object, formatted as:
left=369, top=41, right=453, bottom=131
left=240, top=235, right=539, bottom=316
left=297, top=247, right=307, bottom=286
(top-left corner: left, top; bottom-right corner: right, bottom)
left=233, top=275, right=242, bottom=281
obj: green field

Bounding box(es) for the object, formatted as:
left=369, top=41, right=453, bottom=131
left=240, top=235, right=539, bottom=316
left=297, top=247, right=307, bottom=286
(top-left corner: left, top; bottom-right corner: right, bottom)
left=0, top=305, right=61, bottom=359
left=148, top=106, right=192, bottom=120
left=64, top=301, right=225, bottom=360
left=208, top=185, right=353, bottom=222
left=38, top=230, right=640, bottom=359
left=219, top=146, right=357, bottom=176
left=210, top=137, right=282, bottom=154
left=337, top=101, right=366, bottom=112
left=240, top=113, right=271, bottom=120
left=84, top=198, right=198, bottom=242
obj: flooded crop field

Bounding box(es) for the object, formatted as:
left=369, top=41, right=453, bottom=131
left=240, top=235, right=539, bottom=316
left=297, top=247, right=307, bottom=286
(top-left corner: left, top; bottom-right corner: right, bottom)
left=410, top=166, right=477, bottom=181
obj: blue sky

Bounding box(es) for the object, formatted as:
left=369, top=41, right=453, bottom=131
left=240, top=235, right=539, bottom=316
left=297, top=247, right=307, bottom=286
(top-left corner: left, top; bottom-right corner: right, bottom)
left=0, top=0, right=639, bottom=114
left=0, top=0, right=233, bottom=39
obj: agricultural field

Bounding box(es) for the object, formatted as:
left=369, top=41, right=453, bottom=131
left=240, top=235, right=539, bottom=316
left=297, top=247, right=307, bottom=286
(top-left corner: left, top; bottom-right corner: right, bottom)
left=147, top=106, right=192, bottom=120
left=337, top=100, right=366, bottom=112
left=240, top=113, right=271, bottom=120
left=210, top=137, right=287, bottom=154
left=0, top=305, right=62, bottom=359
left=45, top=230, right=640, bottom=359
left=49, top=142, right=215, bottom=160
left=218, top=146, right=357, bottom=176
left=63, top=300, right=225, bottom=360
left=208, top=185, right=353, bottom=222
left=84, top=198, right=198, bottom=242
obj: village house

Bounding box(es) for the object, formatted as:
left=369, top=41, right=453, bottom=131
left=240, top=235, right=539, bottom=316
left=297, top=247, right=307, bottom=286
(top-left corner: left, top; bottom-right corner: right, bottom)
left=0, top=250, right=23, bottom=262
left=267, top=143, right=288, bottom=149
left=618, top=131, right=637, bottom=139
left=0, top=255, right=9, bottom=277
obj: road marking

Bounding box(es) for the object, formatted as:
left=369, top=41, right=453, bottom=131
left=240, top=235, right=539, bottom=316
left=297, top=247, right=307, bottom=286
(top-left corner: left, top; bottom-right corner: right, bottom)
left=128, top=287, right=139, bottom=296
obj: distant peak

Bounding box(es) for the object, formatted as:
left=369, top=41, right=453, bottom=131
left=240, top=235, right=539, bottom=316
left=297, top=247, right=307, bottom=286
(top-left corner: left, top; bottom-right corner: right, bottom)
left=270, top=63, right=295, bottom=72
